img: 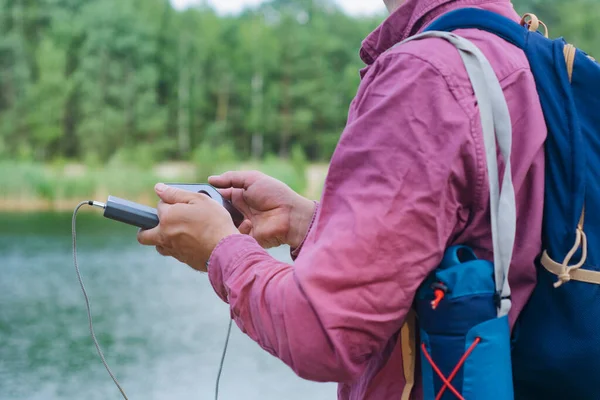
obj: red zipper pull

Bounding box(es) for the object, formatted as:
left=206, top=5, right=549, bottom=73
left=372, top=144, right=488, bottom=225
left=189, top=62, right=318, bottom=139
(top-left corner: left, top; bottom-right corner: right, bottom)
left=431, top=289, right=445, bottom=310
left=430, top=282, right=448, bottom=310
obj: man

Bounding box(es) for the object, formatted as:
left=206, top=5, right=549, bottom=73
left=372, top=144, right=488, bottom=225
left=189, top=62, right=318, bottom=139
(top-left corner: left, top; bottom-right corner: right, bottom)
left=138, top=0, right=546, bottom=398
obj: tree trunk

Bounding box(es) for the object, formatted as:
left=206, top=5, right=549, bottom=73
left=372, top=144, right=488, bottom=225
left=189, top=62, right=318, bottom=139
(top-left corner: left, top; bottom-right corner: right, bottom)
left=280, top=71, right=291, bottom=158
left=62, top=35, right=83, bottom=159
left=177, top=37, right=190, bottom=157
left=125, top=61, right=136, bottom=147
left=100, top=48, right=109, bottom=147
left=251, top=72, right=264, bottom=159
left=216, top=74, right=230, bottom=123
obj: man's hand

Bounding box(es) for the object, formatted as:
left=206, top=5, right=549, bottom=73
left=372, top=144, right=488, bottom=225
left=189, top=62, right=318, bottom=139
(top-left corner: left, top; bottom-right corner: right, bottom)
left=137, top=183, right=240, bottom=272
left=209, top=171, right=316, bottom=249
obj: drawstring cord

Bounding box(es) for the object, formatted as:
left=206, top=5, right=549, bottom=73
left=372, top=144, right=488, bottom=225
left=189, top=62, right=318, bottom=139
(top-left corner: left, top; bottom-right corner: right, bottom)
left=554, top=224, right=588, bottom=288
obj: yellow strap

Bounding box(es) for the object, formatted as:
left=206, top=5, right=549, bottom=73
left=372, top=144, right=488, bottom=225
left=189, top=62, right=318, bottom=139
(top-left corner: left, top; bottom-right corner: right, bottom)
left=541, top=248, right=600, bottom=285
left=563, top=39, right=585, bottom=231
left=539, top=40, right=591, bottom=288
left=520, top=13, right=549, bottom=38
left=401, top=310, right=416, bottom=400
left=563, top=44, right=576, bottom=82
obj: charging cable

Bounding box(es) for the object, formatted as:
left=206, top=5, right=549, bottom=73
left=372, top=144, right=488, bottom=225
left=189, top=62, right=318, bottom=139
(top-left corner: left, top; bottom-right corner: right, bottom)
left=72, top=201, right=232, bottom=400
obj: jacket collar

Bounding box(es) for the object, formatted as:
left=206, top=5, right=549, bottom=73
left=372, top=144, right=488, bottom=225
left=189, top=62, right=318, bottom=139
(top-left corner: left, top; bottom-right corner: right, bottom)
left=360, top=0, right=515, bottom=65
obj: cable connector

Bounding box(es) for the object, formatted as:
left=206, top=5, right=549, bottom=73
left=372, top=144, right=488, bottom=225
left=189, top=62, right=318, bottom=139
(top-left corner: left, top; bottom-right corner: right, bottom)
left=90, top=200, right=106, bottom=209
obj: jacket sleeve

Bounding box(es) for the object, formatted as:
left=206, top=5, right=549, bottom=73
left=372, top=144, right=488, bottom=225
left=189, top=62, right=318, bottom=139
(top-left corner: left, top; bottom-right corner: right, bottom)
left=207, top=51, right=476, bottom=383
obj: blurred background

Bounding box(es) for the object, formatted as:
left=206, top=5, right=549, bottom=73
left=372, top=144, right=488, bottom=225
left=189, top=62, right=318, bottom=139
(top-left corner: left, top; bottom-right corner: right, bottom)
left=0, top=0, right=385, bottom=207
left=0, top=0, right=597, bottom=399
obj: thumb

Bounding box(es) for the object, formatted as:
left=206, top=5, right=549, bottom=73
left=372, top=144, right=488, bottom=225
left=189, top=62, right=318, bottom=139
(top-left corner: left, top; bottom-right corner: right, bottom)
left=155, top=183, right=199, bottom=205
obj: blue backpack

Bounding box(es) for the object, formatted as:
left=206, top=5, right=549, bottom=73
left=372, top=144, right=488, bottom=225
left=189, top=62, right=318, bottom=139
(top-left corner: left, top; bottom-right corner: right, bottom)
left=423, top=7, right=600, bottom=400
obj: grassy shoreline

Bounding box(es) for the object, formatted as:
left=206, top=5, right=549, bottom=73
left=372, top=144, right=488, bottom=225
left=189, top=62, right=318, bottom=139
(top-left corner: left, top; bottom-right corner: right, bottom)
left=0, top=161, right=329, bottom=212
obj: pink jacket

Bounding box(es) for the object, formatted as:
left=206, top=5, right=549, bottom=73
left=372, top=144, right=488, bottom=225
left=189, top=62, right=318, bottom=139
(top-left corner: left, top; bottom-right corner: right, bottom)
left=208, top=0, right=546, bottom=398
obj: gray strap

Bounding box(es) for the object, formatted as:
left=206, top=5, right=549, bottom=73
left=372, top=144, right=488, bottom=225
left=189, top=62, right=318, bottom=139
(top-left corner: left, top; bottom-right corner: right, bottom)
left=397, top=32, right=516, bottom=318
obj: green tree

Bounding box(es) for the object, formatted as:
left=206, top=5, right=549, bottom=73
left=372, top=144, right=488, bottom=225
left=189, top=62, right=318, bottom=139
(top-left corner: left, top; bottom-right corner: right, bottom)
left=5, top=0, right=595, bottom=167
left=75, top=0, right=164, bottom=162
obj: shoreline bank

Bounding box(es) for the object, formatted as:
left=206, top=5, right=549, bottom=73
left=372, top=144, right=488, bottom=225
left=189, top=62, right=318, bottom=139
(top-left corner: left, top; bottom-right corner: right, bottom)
left=0, top=162, right=329, bottom=212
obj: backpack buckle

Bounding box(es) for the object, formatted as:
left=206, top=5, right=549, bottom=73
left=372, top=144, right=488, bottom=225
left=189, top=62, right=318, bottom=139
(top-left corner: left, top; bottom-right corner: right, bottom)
left=494, top=292, right=511, bottom=309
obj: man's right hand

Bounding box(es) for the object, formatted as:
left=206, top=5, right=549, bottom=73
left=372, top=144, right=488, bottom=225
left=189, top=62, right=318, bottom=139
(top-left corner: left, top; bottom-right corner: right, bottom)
left=208, top=171, right=316, bottom=250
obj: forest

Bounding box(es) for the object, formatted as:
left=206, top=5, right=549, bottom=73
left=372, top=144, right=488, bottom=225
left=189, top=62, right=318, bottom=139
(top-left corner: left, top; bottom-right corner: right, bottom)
left=0, top=0, right=598, bottom=207
left=0, top=0, right=381, bottom=164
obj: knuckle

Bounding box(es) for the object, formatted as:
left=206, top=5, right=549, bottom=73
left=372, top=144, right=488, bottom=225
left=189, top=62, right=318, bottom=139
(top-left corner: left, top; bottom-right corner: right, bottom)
left=159, top=205, right=173, bottom=221
left=171, top=203, right=188, bottom=213
left=157, top=232, right=171, bottom=247
left=159, top=221, right=173, bottom=237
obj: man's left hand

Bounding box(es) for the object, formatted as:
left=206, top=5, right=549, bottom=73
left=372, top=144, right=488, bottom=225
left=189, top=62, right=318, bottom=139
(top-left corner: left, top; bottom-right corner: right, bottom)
left=137, top=183, right=241, bottom=272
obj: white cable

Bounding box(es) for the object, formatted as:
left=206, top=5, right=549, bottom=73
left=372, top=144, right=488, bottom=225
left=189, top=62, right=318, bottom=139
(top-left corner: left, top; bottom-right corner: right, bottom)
left=73, top=201, right=129, bottom=400
left=215, top=319, right=233, bottom=400
left=73, top=200, right=233, bottom=400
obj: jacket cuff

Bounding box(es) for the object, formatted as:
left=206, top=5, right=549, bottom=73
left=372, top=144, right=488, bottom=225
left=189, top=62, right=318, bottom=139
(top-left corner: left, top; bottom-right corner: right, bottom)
left=290, top=201, right=319, bottom=261
left=207, top=234, right=260, bottom=303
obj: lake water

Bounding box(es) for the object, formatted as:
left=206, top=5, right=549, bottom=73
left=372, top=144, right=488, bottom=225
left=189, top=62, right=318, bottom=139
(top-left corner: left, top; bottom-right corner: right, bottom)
left=0, top=211, right=336, bottom=400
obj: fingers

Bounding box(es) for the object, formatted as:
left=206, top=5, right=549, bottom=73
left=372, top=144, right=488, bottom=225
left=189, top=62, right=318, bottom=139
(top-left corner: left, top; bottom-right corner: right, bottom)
left=209, top=171, right=262, bottom=190
left=137, top=202, right=173, bottom=246
left=138, top=202, right=190, bottom=246
left=155, top=183, right=200, bottom=205
left=138, top=228, right=171, bottom=258
left=238, top=219, right=252, bottom=235
left=211, top=183, right=252, bottom=217
left=217, top=187, right=233, bottom=201
left=156, top=246, right=171, bottom=257
left=157, top=200, right=170, bottom=218
left=228, top=188, right=252, bottom=217
left=137, top=226, right=162, bottom=246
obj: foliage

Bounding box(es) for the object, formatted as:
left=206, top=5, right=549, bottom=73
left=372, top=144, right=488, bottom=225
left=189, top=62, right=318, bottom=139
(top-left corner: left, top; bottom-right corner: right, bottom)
left=0, top=0, right=381, bottom=165
left=0, top=158, right=315, bottom=206
left=0, top=0, right=597, bottom=207
left=514, top=0, right=600, bottom=60
left=192, top=142, right=238, bottom=181
left=0, top=161, right=162, bottom=202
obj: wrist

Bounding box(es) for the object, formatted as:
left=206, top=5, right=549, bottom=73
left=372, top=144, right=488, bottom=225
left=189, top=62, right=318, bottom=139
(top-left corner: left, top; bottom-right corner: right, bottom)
left=286, top=196, right=317, bottom=249
left=204, top=229, right=242, bottom=271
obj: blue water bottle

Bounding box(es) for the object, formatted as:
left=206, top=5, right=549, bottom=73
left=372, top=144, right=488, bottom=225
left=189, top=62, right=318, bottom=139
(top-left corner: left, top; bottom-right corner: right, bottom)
left=415, top=246, right=514, bottom=400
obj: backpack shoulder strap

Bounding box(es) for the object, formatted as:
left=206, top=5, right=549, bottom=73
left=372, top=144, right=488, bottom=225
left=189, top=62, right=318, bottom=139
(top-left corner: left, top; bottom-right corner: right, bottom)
left=399, top=31, right=517, bottom=318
